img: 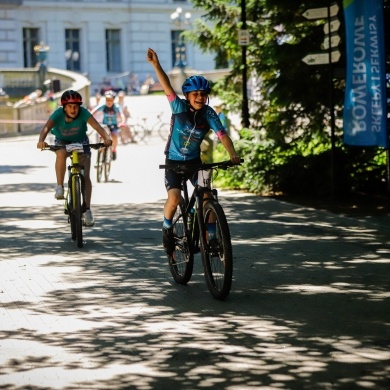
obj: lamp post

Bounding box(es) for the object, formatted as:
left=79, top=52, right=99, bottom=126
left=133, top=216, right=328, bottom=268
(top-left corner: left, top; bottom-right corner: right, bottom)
left=170, top=7, right=191, bottom=70
left=241, top=0, right=250, bottom=128
left=34, top=41, right=49, bottom=89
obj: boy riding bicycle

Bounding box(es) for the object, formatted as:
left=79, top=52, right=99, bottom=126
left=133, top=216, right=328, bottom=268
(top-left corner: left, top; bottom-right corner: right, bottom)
left=37, top=90, right=112, bottom=227
left=90, top=90, right=126, bottom=160
left=146, top=48, right=241, bottom=255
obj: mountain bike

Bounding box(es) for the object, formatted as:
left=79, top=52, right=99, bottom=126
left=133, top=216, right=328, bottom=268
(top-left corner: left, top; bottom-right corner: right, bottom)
left=95, top=125, right=112, bottom=182
left=43, top=142, right=104, bottom=248
left=132, top=112, right=170, bottom=143
left=128, top=117, right=147, bottom=144
left=159, top=159, right=243, bottom=300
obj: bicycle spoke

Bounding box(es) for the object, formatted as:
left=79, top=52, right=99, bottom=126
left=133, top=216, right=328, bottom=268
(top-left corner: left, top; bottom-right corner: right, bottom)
left=202, top=201, right=233, bottom=300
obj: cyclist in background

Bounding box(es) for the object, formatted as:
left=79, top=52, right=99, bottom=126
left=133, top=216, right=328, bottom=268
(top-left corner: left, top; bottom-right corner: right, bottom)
left=146, top=47, right=241, bottom=255
left=117, top=90, right=134, bottom=143
left=36, top=90, right=112, bottom=226
left=214, top=101, right=230, bottom=136
left=90, top=90, right=125, bottom=160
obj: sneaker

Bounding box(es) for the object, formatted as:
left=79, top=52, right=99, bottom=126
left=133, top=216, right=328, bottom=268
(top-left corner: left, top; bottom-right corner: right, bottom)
left=55, top=185, right=64, bottom=199
left=112, top=151, right=117, bottom=161
left=162, top=227, right=175, bottom=255
left=84, top=209, right=95, bottom=227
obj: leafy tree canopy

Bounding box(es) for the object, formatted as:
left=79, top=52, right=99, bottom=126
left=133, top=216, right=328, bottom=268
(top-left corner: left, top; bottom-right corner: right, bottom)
left=188, top=0, right=390, bottom=197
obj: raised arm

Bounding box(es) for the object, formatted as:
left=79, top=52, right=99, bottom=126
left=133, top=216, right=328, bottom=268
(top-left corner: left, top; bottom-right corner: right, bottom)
left=146, top=48, right=175, bottom=96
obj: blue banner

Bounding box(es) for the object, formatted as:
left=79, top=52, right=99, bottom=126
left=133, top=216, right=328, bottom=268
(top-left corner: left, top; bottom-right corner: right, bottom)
left=343, top=0, right=388, bottom=147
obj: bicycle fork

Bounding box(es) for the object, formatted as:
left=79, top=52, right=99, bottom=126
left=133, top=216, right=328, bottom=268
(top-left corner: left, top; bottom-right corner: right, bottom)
left=64, top=152, right=87, bottom=219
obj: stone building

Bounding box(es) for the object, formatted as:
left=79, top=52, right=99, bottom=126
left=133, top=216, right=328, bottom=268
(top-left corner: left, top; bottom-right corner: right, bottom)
left=0, top=0, right=215, bottom=91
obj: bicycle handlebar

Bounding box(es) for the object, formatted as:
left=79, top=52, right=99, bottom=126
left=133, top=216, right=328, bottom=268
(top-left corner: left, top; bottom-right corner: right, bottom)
left=159, top=159, right=244, bottom=172
left=42, top=143, right=105, bottom=152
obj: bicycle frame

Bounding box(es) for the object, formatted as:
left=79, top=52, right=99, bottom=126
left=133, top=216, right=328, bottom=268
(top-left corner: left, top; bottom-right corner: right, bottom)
left=180, top=178, right=215, bottom=254
left=162, top=160, right=242, bottom=247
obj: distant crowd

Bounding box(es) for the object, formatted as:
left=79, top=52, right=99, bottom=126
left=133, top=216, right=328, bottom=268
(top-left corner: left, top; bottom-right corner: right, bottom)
left=98, top=73, right=158, bottom=97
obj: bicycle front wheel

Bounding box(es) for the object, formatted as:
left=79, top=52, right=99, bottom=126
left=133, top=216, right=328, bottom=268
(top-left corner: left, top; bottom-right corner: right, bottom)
left=73, top=175, right=83, bottom=248
left=68, top=195, right=76, bottom=241
left=201, top=201, right=233, bottom=300
left=168, top=197, right=194, bottom=285
left=96, top=149, right=104, bottom=183
left=104, top=147, right=111, bottom=182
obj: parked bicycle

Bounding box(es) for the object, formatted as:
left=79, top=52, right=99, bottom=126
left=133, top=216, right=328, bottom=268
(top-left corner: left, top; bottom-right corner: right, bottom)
left=159, top=159, right=243, bottom=300
left=132, top=112, right=170, bottom=143
left=95, top=125, right=112, bottom=182
left=43, top=142, right=104, bottom=248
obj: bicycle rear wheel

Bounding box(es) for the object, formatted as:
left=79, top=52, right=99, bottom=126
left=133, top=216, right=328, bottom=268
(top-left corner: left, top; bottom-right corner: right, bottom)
left=73, top=175, right=83, bottom=248
left=201, top=201, right=233, bottom=300
left=168, top=197, right=194, bottom=285
left=104, top=147, right=111, bottom=182
left=132, top=123, right=146, bottom=143
left=96, top=149, right=104, bottom=183
left=158, top=123, right=170, bottom=141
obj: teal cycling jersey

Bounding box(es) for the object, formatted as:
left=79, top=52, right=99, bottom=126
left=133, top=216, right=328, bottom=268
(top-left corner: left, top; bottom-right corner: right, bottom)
left=165, top=93, right=227, bottom=161
left=94, top=103, right=122, bottom=126
left=50, top=106, right=92, bottom=142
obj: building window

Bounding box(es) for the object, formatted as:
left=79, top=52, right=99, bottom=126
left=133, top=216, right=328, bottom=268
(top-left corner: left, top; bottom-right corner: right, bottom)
left=171, top=30, right=184, bottom=68
left=23, top=28, right=40, bottom=67
left=105, top=29, right=121, bottom=72
left=65, top=29, right=81, bottom=71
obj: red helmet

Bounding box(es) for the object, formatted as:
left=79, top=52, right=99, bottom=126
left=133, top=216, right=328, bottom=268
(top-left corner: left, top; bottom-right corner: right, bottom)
left=61, top=90, right=83, bottom=106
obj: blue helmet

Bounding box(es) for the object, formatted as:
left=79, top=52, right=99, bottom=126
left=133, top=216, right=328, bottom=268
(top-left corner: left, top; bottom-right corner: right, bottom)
left=182, top=75, right=211, bottom=95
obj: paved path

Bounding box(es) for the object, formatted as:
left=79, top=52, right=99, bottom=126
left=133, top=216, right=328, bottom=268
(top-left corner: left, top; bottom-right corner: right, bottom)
left=0, top=100, right=390, bottom=389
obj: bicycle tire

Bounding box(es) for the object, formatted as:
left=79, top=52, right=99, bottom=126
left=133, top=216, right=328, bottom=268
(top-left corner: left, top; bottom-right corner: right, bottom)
left=168, top=197, right=194, bottom=285
left=201, top=201, right=233, bottom=300
left=68, top=194, right=76, bottom=241
left=142, top=128, right=152, bottom=144
left=132, top=123, right=146, bottom=143
left=96, top=149, right=104, bottom=183
left=73, top=175, right=83, bottom=248
left=104, top=147, right=111, bottom=182
left=158, top=123, right=170, bottom=141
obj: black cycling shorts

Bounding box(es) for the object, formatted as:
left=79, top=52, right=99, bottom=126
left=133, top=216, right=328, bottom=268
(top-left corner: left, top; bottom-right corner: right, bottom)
left=164, top=157, right=200, bottom=191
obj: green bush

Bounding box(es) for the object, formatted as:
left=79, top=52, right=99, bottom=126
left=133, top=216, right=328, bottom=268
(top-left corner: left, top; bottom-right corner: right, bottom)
left=212, top=127, right=388, bottom=198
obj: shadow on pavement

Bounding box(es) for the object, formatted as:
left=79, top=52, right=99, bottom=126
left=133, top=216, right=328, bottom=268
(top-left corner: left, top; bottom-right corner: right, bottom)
left=0, top=194, right=389, bottom=389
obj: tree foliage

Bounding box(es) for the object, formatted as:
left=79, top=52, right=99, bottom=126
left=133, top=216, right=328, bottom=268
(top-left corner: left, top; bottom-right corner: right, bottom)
left=188, top=0, right=390, bottom=197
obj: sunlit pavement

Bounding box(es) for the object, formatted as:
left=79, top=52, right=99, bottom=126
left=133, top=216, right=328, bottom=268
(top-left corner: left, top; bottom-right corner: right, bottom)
left=0, top=95, right=390, bottom=389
